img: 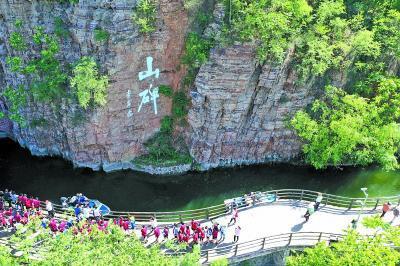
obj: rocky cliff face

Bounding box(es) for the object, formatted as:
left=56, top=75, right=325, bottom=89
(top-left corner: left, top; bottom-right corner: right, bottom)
left=0, top=0, right=189, bottom=172
left=0, top=0, right=316, bottom=174
left=188, top=45, right=315, bottom=170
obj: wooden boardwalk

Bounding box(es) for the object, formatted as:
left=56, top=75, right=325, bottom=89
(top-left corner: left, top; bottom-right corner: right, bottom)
left=4, top=189, right=400, bottom=264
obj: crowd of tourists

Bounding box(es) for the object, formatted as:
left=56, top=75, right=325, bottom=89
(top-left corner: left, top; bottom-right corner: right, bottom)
left=139, top=216, right=240, bottom=245
left=3, top=187, right=397, bottom=252
left=0, top=189, right=242, bottom=247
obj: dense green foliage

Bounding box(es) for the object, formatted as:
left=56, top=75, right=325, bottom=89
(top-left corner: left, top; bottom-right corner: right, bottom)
left=135, top=86, right=192, bottom=167
left=3, top=26, right=68, bottom=125
left=1, top=86, right=27, bottom=126
left=70, top=57, right=109, bottom=109
left=223, top=0, right=400, bottom=77
left=54, top=17, right=69, bottom=38
left=287, top=216, right=400, bottom=265
left=291, top=79, right=400, bottom=170
left=181, top=32, right=214, bottom=86
left=2, top=21, right=110, bottom=125
left=132, top=0, right=157, bottom=34
left=288, top=1, right=400, bottom=170
left=94, top=28, right=110, bottom=43
left=1, top=218, right=200, bottom=265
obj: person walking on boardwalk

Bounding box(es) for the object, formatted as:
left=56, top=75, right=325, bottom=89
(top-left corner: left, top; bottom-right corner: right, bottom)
left=228, top=207, right=238, bottom=225
left=234, top=225, right=241, bottom=243
left=45, top=200, right=54, bottom=218
left=141, top=225, right=148, bottom=243
left=314, top=192, right=323, bottom=211
left=304, top=202, right=315, bottom=222
left=219, top=223, right=226, bottom=243
left=381, top=202, right=391, bottom=218
left=163, top=226, right=169, bottom=240
left=392, top=206, right=399, bottom=224
left=212, top=223, right=219, bottom=244
left=173, top=223, right=179, bottom=239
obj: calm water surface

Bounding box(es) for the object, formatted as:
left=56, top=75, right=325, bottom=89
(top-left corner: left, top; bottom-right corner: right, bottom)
left=1, top=139, right=399, bottom=211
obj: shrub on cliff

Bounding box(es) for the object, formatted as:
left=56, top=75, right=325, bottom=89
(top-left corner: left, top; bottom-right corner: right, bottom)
left=132, top=0, right=157, bottom=34
left=70, top=57, right=109, bottom=109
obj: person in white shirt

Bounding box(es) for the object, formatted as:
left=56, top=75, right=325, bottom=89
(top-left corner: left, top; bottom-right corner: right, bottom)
left=314, top=192, right=323, bottom=211
left=234, top=225, right=241, bottom=243
left=45, top=200, right=54, bottom=218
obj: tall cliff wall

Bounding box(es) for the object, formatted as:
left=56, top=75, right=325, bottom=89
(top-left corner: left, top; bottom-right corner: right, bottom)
left=0, top=0, right=316, bottom=174
left=188, top=45, right=316, bottom=170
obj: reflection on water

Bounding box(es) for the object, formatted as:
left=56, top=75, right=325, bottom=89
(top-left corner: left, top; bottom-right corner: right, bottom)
left=1, top=139, right=399, bottom=211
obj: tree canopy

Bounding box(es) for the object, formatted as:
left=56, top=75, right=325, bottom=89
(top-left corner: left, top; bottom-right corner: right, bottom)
left=287, top=216, right=400, bottom=265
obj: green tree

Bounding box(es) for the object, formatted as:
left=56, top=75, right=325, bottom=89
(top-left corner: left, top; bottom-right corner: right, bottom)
left=2, top=220, right=200, bottom=265
left=290, top=78, right=400, bottom=170
left=70, top=56, right=109, bottom=109
left=287, top=216, right=400, bottom=266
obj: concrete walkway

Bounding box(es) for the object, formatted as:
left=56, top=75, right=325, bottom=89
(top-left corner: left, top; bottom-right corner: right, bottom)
left=136, top=199, right=397, bottom=263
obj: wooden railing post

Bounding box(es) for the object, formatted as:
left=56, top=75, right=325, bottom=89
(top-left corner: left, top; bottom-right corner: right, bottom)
left=348, top=199, right=354, bottom=210
left=288, top=233, right=293, bottom=246
left=374, top=199, right=380, bottom=210
left=325, top=194, right=330, bottom=205
left=206, top=209, right=210, bottom=220
left=397, top=196, right=400, bottom=206
left=318, top=232, right=323, bottom=242
left=262, top=237, right=266, bottom=249
left=234, top=244, right=239, bottom=256
left=299, top=190, right=304, bottom=201
left=179, top=214, right=182, bottom=223
left=206, top=250, right=209, bottom=262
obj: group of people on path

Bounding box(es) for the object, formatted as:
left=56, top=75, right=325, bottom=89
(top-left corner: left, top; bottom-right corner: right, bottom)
left=140, top=213, right=241, bottom=246
left=380, top=201, right=400, bottom=223
left=303, top=192, right=400, bottom=227
left=0, top=189, right=43, bottom=230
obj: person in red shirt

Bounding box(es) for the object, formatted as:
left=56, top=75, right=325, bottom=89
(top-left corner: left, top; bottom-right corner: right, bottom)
left=122, top=220, right=130, bottom=231
left=192, top=232, right=199, bottom=245
left=14, top=212, right=21, bottom=223
left=154, top=226, right=161, bottom=242
left=198, top=227, right=205, bottom=244
left=185, top=225, right=191, bottom=237
left=141, top=225, right=148, bottom=243
left=381, top=202, right=391, bottom=218
left=179, top=222, right=185, bottom=234
left=191, top=219, right=198, bottom=231
left=178, top=231, right=184, bottom=242
left=25, top=198, right=32, bottom=209
left=183, top=233, right=189, bottom=243
left=212, top=223, right=219, bottom=243
left=5, top=207, right=12, bottom=216
left=33, top=198, right=40, bottom=210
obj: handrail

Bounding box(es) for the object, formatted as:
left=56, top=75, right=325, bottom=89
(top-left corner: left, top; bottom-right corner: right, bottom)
left=200, top=231, right=347, bottom=262
left=16, top=188, right=400, bottom=223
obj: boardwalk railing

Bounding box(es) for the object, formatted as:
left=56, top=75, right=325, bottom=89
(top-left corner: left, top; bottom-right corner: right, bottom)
left=200, top=232, right=345, bottom=263
left=38, top=189, right=400, bottom=223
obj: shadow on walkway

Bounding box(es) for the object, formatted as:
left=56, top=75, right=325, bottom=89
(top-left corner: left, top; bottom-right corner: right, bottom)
left=291, top=221, right=306, bottom=232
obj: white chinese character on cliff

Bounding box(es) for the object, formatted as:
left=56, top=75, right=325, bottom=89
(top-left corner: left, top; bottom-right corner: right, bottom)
left=126, top=90, right=133, bottom=118
left=134, top=56, right=160, bottom=115
left=138, top=56, right=159, bottom=81
left=137, top=85, right=159, bottom=115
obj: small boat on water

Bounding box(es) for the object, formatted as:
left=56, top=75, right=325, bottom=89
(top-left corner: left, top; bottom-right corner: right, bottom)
left=60, top=194, right=111, bottom=216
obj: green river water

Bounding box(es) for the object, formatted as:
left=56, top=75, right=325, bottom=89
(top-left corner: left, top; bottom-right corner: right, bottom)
left=1, top=139, right=399, bottom=211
